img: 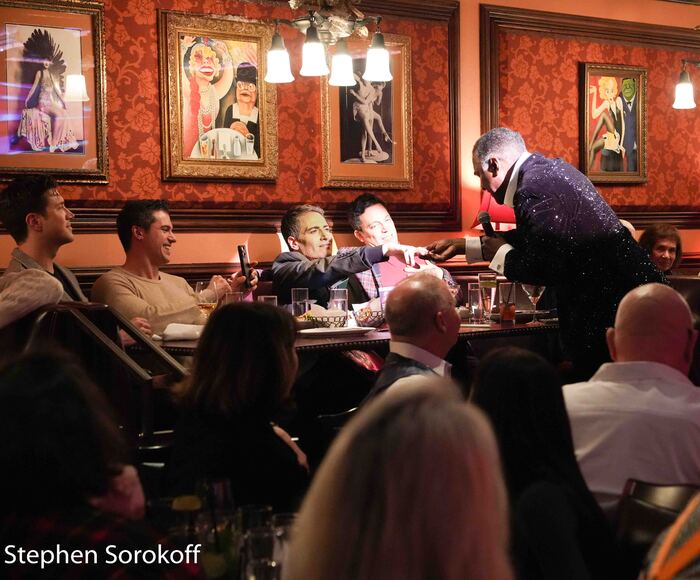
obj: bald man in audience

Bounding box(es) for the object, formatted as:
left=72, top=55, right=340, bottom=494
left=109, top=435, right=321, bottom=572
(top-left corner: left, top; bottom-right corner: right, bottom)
left=564, top=283, right=700, bottom=517
left=365, top=273, right=461, bottom=400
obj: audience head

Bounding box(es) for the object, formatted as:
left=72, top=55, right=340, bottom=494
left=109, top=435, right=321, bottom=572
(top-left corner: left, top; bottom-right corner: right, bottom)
left=385, top=272, right=460, bottom=358
left=281, top=204, right=332, bottom=259
left=638, top=224, right=681, bottom=274
left=116, top=199, right=174, bottom=263
left=471, top=347, right=586, bottom=498
left=0, top=351, right=127, bottom=511
left=607, top=283, right=696, bottom=375
left=177, top=302, right=297, bottom=417
left=0, top=175, right=73, bottom=246
left=472, top=128, right=526, bottom=201
left=348, top=193, right=398, bottom=247
left=287, top=379, right=512, bottom=580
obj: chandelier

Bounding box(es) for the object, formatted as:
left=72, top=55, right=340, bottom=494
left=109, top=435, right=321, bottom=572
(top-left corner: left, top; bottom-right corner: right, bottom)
left=264, top=0, right=392, bottom=86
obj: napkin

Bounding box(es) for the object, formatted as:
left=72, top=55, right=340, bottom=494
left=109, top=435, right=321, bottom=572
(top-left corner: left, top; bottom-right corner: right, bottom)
left=161, top=323, right=204, bottom=341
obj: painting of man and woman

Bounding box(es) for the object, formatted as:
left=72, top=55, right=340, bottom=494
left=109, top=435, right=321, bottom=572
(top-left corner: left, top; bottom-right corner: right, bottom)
left=581, top=63, right=646, bottom=184
left=159, top=11, right=277, bottom=181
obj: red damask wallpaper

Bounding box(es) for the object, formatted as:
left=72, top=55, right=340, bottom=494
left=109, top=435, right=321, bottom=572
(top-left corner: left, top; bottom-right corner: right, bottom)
left=58, top=0, right=451, bottom=213
left=499, top=30, right=700, bottom=210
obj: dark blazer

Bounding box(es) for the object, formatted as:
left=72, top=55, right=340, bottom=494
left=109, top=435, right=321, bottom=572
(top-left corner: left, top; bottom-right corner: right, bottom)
left=5, top=247, right=87, bottom=303
left=622, top=97, right=638, bottom=172
left=365, top=352, right=437, bottom=402
left=272, top=245, right=387, bottom=306
left=501, top=153, right=664, bottom=377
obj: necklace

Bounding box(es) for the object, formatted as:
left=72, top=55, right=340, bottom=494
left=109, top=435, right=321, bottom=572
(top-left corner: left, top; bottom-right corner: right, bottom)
left=197, top=85, right=217, bottom=138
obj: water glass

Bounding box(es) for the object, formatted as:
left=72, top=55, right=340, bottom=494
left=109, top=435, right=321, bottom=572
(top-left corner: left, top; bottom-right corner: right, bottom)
left=257, top=295, right=278, bottom=306
left=498, top=282, right=516, bottom=324
left=291, top=288, right=309, bottom=317
left=467, top=282, right=482, bottom=323
left=378, top=286, right=394, bottom=311
left=272, top=513, right=295, bottom=569
left=328, top=288, right=348, bottom=313
left=478, top=273, right=497, bottom=322
left=222, top=291, right=244, bottom=305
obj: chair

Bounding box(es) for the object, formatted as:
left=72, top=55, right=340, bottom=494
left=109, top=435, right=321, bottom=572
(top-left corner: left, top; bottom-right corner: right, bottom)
left=616, top=478, right=700, bottom=577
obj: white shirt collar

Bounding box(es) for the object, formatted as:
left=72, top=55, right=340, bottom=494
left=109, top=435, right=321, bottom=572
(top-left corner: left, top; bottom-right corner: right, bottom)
left=590, top=361, right=693, bottom=390
left=503, top=150, right=531, bottom=208
left=230, top=103, right=259, bottom=124
left=389, top=340, right=452, bottom=378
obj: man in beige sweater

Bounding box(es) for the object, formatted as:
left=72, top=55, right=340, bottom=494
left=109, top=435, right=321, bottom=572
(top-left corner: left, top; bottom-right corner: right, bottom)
left=92, top=200, right=255, bottom=335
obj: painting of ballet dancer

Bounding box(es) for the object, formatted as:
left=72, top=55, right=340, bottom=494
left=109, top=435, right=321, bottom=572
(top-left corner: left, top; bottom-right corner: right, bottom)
left=322, top=34, right=413, bottom=189
left=580, top=63, right=646, bottom=184
left=158, top=11, right=277, bottom=181
left=0, top=0, right=107, bottom=184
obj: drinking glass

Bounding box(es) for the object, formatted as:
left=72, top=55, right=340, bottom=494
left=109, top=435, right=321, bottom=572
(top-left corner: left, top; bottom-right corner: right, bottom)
left=378, top=286, right=394, bottom=311
left=478, top=273, right=497, bottom=322
left=498, top=282, right=516, bottom=324
left=272, top=513, right=295, bottom=569
left=521, top=284, right=546, bottom=325
left=245, top=134, right=255, bottom=156
left=291, top=288, right=309, bottom=317
left=467, top=282, right=482, bottom=323
left=194, top=281, right=218, bottom=318
left=328, top=288, right=348, bottom=313
left=257, top=295, right=278, bottom=306
left=222, top=291, right=244, bottom=305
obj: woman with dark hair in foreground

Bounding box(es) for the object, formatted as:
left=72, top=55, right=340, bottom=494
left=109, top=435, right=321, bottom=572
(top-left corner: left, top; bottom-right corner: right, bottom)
left=472, top=347, right=617, bottom=580
left=0, top=351, right=199, bottom=578
left=168, top=302, right=308, bottom=512
left=287, top=379, right=513, bottom=580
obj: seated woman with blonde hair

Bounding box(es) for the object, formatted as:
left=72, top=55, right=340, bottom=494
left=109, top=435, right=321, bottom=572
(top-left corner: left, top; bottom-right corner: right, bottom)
left=286, top=378, right=512, bottom=580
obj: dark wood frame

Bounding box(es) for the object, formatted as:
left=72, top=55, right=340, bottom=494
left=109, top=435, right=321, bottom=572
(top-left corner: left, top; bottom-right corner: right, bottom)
left=480, top=4, right=700, bottom=228
left=11, top=0, right=459, bottom=235
left=580, top=63, right=647, bottom=184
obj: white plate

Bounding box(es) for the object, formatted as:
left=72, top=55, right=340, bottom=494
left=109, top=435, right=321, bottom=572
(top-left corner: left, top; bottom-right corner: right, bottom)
left=297, top=327, right=374, bottom=338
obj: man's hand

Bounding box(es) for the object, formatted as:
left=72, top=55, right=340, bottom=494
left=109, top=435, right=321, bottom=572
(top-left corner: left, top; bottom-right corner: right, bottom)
left=382, top=243, right=428, bottom=267
left=130, top=317, right=152, bottom=336
left=424, top=238, right=466, bottom=261
left=481, top=235, right=509, bottom=261
left=206, top=275, right=230, bottom=301
left=229, top=261, right=259, bottom=295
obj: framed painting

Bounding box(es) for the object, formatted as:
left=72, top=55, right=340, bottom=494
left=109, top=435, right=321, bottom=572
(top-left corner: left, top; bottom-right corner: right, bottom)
left=580, top=63, right=647, bottom=184
left=158, top=10, right=277, bottom=182
left=321, top=33, right=413, bottom=189
left=0, top=0, right=107, bottom=184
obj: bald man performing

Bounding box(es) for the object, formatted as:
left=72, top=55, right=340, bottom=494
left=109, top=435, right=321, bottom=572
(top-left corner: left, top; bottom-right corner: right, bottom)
left=365, top=273, right=462, bottom=400
left=564, top=283, right=700, bottom=516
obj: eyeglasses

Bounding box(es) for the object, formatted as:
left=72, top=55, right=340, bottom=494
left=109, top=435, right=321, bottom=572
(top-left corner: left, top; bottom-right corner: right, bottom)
left=236, top=81, right=257, bottom=90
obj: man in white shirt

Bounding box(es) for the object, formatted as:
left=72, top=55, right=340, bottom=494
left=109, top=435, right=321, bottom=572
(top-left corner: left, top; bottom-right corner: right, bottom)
left=563, top=283, right=700, bottom=517
left=365, top=272, right=461, bottom=400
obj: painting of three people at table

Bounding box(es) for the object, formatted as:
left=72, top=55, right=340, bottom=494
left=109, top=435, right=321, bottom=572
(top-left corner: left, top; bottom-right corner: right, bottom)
left=179, top=35, right=260, bottom=162
left=6, top=25, right=85, bottom=155
left=581, top=63, right=646, bottom=184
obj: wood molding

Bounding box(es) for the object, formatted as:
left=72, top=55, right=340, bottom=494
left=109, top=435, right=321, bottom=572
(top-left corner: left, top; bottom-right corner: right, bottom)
left=479, top=4, right=700, bottom=230
left=12, top=0, right=461, bottom=235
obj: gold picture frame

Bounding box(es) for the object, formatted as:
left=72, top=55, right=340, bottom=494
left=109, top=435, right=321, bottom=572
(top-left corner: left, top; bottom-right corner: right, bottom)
left=580, top=63, right=647, bottom=184
left=0, top=0, right=107, bottom=184
left=321, top=33, right=413, bottom=189
left=158, top=10, right=277, bottom=182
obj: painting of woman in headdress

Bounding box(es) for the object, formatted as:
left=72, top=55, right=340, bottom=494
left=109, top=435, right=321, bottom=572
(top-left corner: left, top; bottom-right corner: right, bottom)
left=14, top=27, right=80, bottom=153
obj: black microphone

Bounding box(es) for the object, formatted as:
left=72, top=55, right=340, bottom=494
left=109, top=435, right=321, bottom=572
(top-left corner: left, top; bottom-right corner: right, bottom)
left=478, top=211, right=496, bottom=237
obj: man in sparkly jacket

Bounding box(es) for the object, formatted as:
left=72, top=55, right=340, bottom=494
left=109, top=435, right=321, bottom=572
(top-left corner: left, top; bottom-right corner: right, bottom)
left=427, top=127, right=664, bottom=379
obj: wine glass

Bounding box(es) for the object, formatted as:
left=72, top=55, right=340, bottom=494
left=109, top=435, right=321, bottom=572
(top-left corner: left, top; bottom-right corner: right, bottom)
left=195, top=281, right=218, bottom=318
left=478, top=273, right=497, bottom=322
left=521, top=284, right=546, bottom=325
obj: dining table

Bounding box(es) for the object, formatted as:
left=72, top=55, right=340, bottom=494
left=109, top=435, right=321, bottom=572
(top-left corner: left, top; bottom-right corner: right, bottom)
left=154, top=320, right=559, bottom=357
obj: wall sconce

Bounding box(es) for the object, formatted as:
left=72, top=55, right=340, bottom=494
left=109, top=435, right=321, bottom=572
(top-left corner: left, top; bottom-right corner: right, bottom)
left=64, top=74, right=89, bottom=102
left=264, top=13, right=391, bottom=87
left=673, top=59, right=700, bottom=109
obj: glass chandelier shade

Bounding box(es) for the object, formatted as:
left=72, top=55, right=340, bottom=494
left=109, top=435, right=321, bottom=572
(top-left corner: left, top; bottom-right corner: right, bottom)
left=264, top=32, right=295, bottom=83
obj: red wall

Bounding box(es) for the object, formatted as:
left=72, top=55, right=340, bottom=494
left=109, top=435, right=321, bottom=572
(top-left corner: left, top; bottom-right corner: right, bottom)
left=59, top=0, right=452, bottom=212
left=498, top=29, right=700, bottom=210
